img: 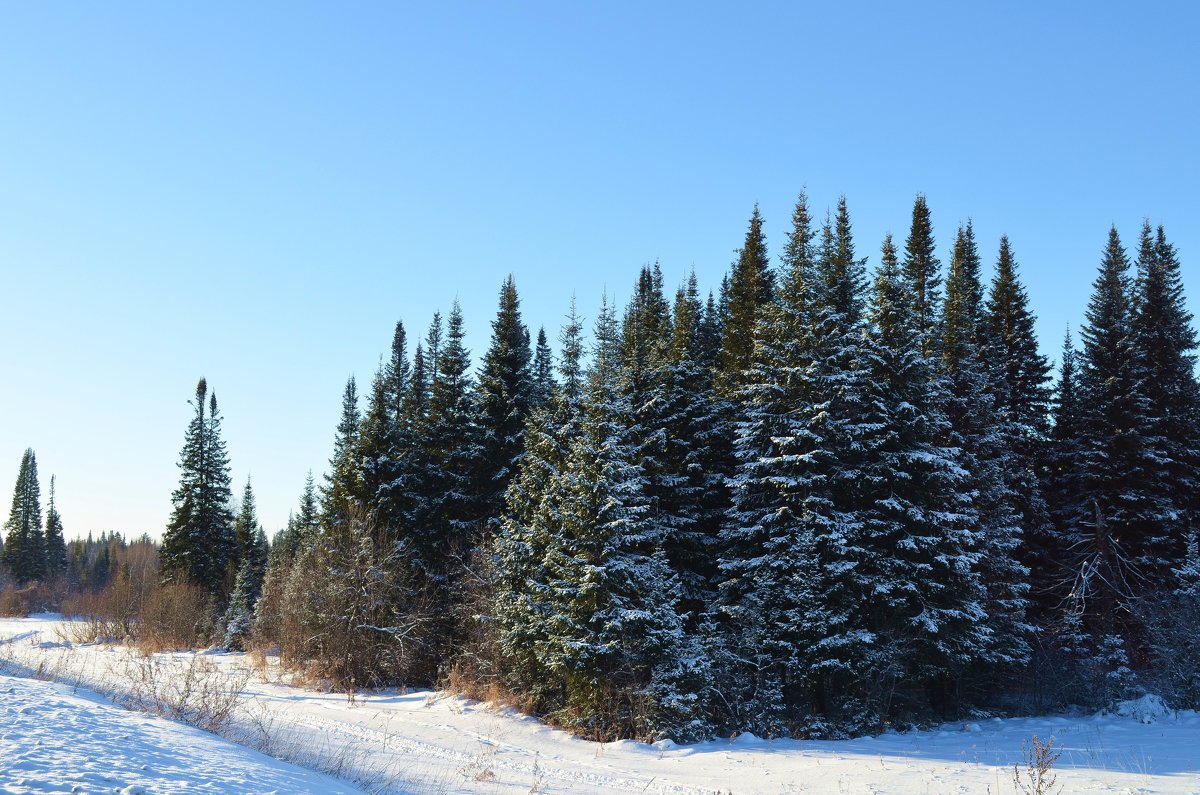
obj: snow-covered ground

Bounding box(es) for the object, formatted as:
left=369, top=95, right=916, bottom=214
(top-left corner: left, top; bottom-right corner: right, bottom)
left=3, top=615, right=1200, bottom=795
left=1, top=673, right=359, bottom=794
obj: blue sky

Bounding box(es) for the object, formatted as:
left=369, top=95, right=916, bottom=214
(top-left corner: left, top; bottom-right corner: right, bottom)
left=1, top=2, right=1197, bottom=539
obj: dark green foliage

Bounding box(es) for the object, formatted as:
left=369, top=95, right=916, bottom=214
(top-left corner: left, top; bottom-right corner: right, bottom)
left=43, top=476, right=68, bottom=579
left=941, top=223, right=1030, bottom=671
left=532, top=326, right=555, bottom=408
left=161, top=379, right=237, bottom=594
left=1129, top=223, right=1200, bottom=584
left=2, top=449, right=45, bottom=584
left=864, top=234, right=989, bottom=720
left=718, top=205, right=773, bottom=391
left=902, top=194, right=942, bottom=353
left=983, top=236, right=1054, bottom=613
left=475, top=276, right=534, bottom=528
left=251, top=195, right=1200, bottom=738
left=322, top=376, right=362, bottom=540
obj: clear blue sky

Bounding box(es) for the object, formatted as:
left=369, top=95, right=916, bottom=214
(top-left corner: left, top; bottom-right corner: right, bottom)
left=2, top=2, right=1197, bottom=540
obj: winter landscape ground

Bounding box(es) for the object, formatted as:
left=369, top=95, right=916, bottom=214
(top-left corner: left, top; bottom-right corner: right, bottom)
left=2, top=616, right=1198, bottom=795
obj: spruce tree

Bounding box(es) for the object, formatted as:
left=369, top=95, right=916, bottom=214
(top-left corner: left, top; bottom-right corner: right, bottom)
left=161, top=379, right=237, bottom=593
left=531, top=327, right=555, bottom=408
left=234, top=476, right=259, bottom=565
left=718, top=204, right=773, bottom=391
left=495, top=302, right=587, bottom=706
left=542, top=294, right=689, bottom=737
left=941, top=223, right=1030, bottom=672
left=43, top=475, right=67, bottom=579
left=983, top=236, right=1054, bottom=612
left=662, top=271, right=732, bottom=623
left=475, top=276, right=534, bottom=529
left=864, top=233, right=988, bottom=720
left=720, top=191, right=834, bottom=734
left=902, top=194, right=942, bottom=354
left=2, top=448, right=45, bottom=584
left=322, top=376, right=362, bottom=540
left=1130, top=222, right=1200, bottom=586
left=1044, top=330, right=1088, bottom=590
left=1063, top=227, right=1155, bottom=680
left=415, top=301, right=482, bottom=587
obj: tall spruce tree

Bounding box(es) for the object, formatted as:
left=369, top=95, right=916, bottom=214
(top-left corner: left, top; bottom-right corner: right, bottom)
left=662, top=271, right=731, bottom=623
left=322, top=376, right=362, bottom=540
left=720, top=191, right=835, bottom=735
left=1130, top=222, right=1200, bottom=586
left=864, top=233, right=988, bottom=720
left=1063, top=227, right=1154, bottom=679
left=902, top=194, right=942, bottom=354
left=495, top=301, right=587, bottom=707
left=1044, top=330, right=1087, bottom=589
left=476, top=276, right=534, bottom=529
left=531, top=327, right=555, bottom=408
left=2, top=448, right=45, bottom=584
left=543, top=293, right=689, bottom=736
left=161, top=379, right=237, bottom=593
left=941, top=223, right=1030, bottom=671
left=43, top=475, right=67, bottom=579
left=983, top=236, right=1054, bottom=612
left=417, top=301, right=482, bottom=583
left=718, top=204, right=773, bottom=391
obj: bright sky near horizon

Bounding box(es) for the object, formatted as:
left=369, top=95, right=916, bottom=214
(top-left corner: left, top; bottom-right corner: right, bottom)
left=1, top=2, right=1197, bottom=540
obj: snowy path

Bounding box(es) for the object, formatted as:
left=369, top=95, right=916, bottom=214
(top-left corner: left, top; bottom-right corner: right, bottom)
left=0, top=673, right=359, bottom=794
left=4, top=615, right=1200, bottom=794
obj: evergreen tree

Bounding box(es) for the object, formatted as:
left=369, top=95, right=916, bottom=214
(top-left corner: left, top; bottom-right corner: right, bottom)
left=415, top=301, right=482, bottom=585
left=718, top=204, right=773, bottom=391
left=494, top=303, right=587, bottom=707
left=542, top=295, right=690, bottom=737
left=161, top=379, right=237, bottom=593
left=720, top=191, right=835, bottom=734
left=941, top=223, right=1030, bottom=671
left=224, top=525, right=269, bottom=650
left=476, top=276, right=534, bottom=528
left=662, top=271, right=732, bottom=623
left=1060, top=227, right=1156, bottom=677
left=1130, top=222, right=1200, bottom=585
left=864, top=233, right=988, bottom=719
left=43, top=475, right=67, bottom=579
left=322, top=376, right=362, bottom=540
left=531, top=327, right=555, bottom=408
left=983, top=236, right=1054, bottom=612
left=1044, top=330, right=1088, bottom=592
left=2, top=448, right=45, bottom=584
left=901, top=194, right=942, bottom=354
left=234, top=476, right=259, bottom=564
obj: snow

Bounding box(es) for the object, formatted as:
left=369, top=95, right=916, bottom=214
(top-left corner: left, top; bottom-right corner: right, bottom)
left=5, top=614, right=1200, bottom=794
left=0, top=673, right=359, bottom=794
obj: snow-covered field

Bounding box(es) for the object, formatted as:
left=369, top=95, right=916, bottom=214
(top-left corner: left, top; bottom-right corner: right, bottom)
left=3, top=616, right=1199, bottom=795
left=1, top=673, right=358, bottom=794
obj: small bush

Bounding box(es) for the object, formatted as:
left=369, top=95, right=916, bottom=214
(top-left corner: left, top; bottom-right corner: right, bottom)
left=137, top=582, right=211, bottom=653
left=276, top=515, right=436, bottom=690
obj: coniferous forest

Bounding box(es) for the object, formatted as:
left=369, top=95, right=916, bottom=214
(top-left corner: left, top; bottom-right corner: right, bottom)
left=4, top=193, right=1199, bottom=742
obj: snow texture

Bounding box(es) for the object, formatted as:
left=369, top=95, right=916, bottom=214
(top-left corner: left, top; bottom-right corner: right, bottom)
left=4, top=615, right=1200, bottom=794
left=0, top=673, right=358, bottom=794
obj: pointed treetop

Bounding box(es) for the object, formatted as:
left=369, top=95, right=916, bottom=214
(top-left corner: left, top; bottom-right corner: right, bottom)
left=902, top=193, right=942, bottom=346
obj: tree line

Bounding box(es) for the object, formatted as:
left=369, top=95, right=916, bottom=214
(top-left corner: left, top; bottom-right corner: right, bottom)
left=12, top=191, right=1198, bottom=741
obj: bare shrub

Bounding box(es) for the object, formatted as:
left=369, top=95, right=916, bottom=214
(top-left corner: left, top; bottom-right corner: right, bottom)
left=60, top=574, right=142, bottom=642
left=119, top=652, right=249, bottom=733
left=276, top=514, right=436, bottom=690
left=0, top=585, right=29, bottom=617
left=1013, top=734, right=1062, bottom=795
left=137, top=582, right=211, bottom=653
